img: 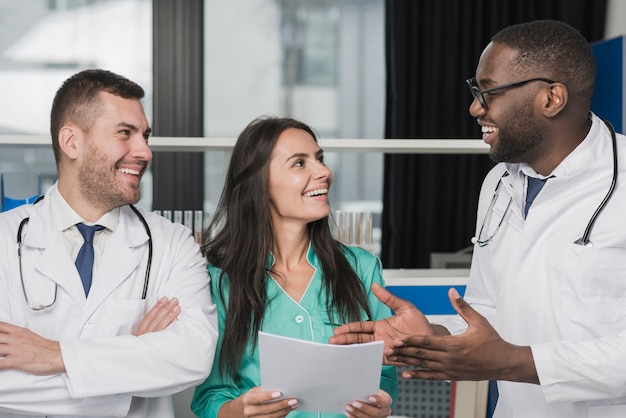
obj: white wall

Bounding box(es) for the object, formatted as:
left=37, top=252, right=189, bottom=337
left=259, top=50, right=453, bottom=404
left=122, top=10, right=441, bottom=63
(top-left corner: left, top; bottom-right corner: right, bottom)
left=605, top=0, right=626, bottom=39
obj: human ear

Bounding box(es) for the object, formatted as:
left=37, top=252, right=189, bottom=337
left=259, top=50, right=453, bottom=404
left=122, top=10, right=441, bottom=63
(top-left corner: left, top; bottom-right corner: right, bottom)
left=58, top=125, right=82, bottom=161
left=542, top=83, right=568, bottom=117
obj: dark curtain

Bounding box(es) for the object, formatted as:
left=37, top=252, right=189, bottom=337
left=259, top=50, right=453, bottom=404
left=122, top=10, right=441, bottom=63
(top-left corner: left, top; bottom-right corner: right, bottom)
left=382, top=0, right=607, bottom=268
left=151, top=0, right=205, bottom=211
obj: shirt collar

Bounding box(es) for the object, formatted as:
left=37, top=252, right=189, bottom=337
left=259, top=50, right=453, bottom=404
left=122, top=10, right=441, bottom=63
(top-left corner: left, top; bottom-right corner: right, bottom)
left=506, top=112, right=601, bottom=182
left=49, top=183, right=120, bottom=232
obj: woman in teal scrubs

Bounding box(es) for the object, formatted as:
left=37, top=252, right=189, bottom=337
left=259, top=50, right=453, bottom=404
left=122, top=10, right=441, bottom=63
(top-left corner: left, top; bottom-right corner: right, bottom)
left=192, top=116, right=398, bottom=418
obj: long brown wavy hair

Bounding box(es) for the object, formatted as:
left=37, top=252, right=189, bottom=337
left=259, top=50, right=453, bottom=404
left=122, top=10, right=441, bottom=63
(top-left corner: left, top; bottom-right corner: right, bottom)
left=202, top=116, right=373, bottom=381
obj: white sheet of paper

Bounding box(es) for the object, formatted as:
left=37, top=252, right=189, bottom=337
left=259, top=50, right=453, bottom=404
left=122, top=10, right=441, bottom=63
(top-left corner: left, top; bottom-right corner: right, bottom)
left=258, top=331, right=384, bottom=414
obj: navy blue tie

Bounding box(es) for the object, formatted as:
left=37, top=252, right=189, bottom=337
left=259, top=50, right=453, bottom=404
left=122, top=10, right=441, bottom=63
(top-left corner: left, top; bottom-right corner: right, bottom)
left=75, top=223, right=105, bottom=296
left=524, top=177, right=547, bottom=218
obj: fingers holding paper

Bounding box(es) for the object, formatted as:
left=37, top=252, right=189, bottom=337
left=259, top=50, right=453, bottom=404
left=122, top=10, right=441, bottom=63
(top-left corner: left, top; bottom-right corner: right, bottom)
left=344, top=390, right=392, bottom=418
left=239, top=386, right=299, bottom=418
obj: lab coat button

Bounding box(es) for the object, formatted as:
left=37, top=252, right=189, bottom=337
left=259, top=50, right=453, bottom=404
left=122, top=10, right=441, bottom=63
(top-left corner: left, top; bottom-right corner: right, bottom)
left=295, top=315, right=304, bottom=323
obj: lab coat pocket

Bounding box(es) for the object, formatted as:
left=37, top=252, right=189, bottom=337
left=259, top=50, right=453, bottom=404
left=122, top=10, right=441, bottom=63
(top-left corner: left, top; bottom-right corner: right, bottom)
left=98, top=298, right=154, bottom=335
left=558, top=244, right=626, bottom=324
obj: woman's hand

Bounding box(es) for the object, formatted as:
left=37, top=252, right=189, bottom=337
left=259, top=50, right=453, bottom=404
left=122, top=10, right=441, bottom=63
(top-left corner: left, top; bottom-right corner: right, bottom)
left=344, top=390, right=392, bottom=418
left=220, top=386, right=299, bottom=418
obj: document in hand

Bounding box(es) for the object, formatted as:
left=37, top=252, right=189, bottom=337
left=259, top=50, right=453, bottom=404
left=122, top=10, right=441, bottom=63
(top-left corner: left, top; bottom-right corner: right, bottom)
left=259, top=331, right=384, bottom=413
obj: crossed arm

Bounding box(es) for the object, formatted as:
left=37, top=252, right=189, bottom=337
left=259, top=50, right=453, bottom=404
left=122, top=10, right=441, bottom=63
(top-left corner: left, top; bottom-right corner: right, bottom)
left=0, top=297, right=181, bottom=376
left=328, top=284, right=538, bottom=384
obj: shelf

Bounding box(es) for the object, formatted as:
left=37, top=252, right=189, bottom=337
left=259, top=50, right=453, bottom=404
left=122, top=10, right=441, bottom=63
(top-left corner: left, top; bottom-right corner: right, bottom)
left=0, top=136, right=52, bottom=147
left=0, top=135, right=489, bottom=154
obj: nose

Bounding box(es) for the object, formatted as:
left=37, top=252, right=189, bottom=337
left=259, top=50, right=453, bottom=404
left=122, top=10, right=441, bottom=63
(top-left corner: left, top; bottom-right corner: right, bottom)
left=314, top=161, right=332, bottom=180
left=132, top=134, right=153, bottom=163
left=469, top=97, right=486, bottom=118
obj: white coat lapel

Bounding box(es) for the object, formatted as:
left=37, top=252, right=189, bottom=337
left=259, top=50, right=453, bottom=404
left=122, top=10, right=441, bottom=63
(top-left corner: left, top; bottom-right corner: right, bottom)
left=23, top=198, right=87, bottom=307
left=30, top=232, right=84, bottom=307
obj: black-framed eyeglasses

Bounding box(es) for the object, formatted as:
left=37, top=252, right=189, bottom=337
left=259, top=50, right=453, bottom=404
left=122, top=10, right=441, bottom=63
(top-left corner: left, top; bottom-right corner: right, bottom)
left=466, top=77, right=555, bottom=110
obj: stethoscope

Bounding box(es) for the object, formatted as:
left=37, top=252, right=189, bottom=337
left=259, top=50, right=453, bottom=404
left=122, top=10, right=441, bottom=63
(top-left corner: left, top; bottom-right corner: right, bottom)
left=17, top=198, right=153, bottom=310
left=472, top=118, right=618, bottom=248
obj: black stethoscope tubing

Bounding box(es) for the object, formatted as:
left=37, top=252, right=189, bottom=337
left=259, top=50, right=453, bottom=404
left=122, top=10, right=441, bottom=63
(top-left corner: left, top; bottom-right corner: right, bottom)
left=574, top=119, right=618, bottom=246
left=129, top=204, right=153, bottom=299
left=17, top=200, right=153, bottom=310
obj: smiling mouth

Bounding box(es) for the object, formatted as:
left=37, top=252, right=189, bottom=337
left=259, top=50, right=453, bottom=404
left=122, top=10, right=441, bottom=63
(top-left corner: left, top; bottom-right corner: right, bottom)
left=303, top=188, right=328, bottom=197
left=481, top=125, right=498, bottom=141
left=118, top=167, right=142, bottom=176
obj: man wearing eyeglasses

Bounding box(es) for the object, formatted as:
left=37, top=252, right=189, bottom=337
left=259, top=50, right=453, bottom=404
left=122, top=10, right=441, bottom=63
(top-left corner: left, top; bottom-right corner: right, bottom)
left=330, top=19, right=626, bottom=417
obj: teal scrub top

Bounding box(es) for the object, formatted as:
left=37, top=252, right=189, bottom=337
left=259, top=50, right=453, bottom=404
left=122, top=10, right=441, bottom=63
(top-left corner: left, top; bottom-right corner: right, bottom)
left=191, top=244, right=398, bottom=418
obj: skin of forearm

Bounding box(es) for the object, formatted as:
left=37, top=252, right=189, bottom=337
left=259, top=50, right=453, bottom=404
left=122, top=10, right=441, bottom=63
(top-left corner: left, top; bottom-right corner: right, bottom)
left=428, top=324, right=539, bottom=384
left=46, top=341, right=67, bottom=374
left=500, top=345, right=539, bottom=384
left=218, top=397, right=246, bottom=418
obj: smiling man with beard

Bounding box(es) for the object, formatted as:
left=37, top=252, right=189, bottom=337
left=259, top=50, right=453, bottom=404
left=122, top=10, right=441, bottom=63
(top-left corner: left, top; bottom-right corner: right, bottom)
left=0, top=69, right=218, bottom=417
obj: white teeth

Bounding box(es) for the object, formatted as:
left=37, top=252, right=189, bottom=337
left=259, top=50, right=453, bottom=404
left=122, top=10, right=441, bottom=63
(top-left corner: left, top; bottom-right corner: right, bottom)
left=119, top=167, right=140, bottom=175
left=304, top=188, right=328, bottom=197
left=482, top=125, right=497, bottom=134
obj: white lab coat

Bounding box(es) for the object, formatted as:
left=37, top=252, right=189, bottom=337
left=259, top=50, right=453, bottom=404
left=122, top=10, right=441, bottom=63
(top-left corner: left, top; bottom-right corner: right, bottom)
left=0, top=186, right=218, bottom=418
left=442, top=113, right=626, bottom=418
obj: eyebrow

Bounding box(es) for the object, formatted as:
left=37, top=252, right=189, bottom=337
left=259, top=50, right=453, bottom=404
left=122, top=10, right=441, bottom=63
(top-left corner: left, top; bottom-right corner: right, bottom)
left=117, top=122, right=152, bottom=136
left=477, top=77, right=498, bottom=88
left=286, top=148, right=324, bottom=162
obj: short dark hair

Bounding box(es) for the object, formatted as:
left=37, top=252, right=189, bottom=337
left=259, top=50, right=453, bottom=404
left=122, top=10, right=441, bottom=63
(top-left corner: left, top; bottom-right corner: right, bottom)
left=492, top=20, right=595, bottom=101
left=50, top=69, right=145, bottom=164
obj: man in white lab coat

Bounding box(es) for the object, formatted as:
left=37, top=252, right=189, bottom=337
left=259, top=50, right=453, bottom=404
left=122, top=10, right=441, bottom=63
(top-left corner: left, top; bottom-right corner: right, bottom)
left=0, top=69, right=218, bottom=417
left=330, top=20, right=626, bottom=417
